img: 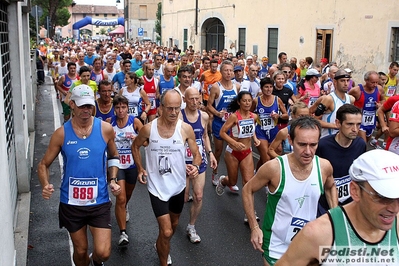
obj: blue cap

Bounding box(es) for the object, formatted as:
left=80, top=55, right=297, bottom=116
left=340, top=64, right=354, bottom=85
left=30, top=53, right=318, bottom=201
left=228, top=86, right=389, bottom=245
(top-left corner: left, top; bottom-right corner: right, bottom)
left=234, top=65, right=243, bottom=72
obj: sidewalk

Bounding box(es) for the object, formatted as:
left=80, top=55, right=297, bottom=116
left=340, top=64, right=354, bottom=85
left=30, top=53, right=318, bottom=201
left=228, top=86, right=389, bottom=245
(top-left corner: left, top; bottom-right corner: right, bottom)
left=24, top=75, right=73, bottom=266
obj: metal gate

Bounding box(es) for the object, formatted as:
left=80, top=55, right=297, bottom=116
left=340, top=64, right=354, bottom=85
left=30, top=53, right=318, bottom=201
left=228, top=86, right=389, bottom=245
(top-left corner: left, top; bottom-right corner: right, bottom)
left=0, top=1, right=17, bottom=219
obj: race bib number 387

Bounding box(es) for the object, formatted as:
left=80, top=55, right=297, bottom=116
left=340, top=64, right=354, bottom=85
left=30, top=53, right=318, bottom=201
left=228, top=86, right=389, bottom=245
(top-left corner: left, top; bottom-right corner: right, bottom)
left=68, top=177, right=98, bottom=206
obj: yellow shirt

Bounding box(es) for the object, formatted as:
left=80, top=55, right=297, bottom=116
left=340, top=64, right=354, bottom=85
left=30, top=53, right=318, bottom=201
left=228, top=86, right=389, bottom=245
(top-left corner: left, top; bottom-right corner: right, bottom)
left=384, top=75, right=398, bottom=100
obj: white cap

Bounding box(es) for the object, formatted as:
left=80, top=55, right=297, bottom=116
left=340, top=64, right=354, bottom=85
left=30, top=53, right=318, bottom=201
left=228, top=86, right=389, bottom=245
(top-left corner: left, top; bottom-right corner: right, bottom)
left=246, top=55, right=253, bottom=60
left=306, top=69, right=321, bottom=77
left=344, top=68, right=352, bottom=73
left=70, top=85, right=95, bottom=107
left=349, top=149, right=399, bottom=199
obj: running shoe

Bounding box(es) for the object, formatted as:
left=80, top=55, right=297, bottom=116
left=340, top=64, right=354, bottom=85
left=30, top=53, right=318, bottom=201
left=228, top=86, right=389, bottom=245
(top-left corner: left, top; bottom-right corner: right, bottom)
left=212, top=173, right=219, bottom=186
left=187, top=194, right=193, bottom=202
left=118, top=232, right=129, bottom=247
left=89, top=253, right=104, bottom=266
left=126, top=205, right=130, bottom=222
left=228, top=185, right=239, bottom=193
left=215, top=175, right=226, bottom=196
left=154, top=243, right=172, bottom=265
left=186, top=226, right=201, bottom=243
left=369, top=138, right=379, bottom=149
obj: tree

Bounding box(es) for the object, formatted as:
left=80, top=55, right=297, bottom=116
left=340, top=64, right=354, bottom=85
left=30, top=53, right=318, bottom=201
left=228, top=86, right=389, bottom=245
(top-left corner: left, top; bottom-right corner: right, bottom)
left=155, top=2, right=162, bottom=43
left=99, top=28, right=107, bottom=35
left=32, top=0, right=73, bottom=38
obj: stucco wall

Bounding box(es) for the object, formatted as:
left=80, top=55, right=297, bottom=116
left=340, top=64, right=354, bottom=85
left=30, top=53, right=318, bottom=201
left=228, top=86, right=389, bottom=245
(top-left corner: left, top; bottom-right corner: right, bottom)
left=162, top=0, right=399, bottom=82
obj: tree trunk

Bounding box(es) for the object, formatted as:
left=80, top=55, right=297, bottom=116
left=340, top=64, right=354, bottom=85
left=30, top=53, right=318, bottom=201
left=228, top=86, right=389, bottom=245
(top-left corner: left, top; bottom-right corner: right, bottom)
left=48, top=0, right=59, bottom=38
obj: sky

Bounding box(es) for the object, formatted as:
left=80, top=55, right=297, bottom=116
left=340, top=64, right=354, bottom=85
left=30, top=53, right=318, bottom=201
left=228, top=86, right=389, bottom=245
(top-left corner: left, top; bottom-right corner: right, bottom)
left=74, top=0, right=124, bottom=9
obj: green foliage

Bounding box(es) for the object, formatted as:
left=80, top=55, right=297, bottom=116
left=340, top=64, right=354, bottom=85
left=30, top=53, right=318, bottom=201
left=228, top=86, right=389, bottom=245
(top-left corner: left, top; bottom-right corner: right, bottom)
left=31, top=0, right=74, bottom=38
left=155, top=2, right=162, bottom=43
left=99, top=28, right=107, bottom=35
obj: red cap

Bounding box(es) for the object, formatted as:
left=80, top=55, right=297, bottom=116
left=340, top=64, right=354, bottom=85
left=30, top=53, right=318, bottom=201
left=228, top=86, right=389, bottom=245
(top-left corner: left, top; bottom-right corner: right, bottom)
left=320, top=58, right=328, bottom=64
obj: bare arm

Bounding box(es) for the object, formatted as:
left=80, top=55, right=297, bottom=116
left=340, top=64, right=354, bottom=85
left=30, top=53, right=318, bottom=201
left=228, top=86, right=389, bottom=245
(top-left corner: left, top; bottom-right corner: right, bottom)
left=183, top=122, right=201, bottom=178
left=140, top=89, right=151, bottom=120
left=201, top=111, right=217, bottom=169
left=277, top=97, right=289, bottom=120
left=37, top=127, right=64, bottom=199
left=102, top=121, right=121, bottom=195
left=275, top=215, right=333, bottom=266
left=56, top=75, right=66, bottom=96
left=377, top=105, right=389, bottom=134
left=242, top=159, right=280, bottom=252
left=206, top=83, right=221, bottom=117
left=132, top=122, right=151, bottom=183
left=321, top=159, right=338, bottom=209
left=268, top=128, right=288, bottom=159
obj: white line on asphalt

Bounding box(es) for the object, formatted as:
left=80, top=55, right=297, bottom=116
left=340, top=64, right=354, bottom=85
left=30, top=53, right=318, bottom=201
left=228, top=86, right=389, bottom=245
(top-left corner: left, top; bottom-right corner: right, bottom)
left=50, top=82, right=75, bottom=266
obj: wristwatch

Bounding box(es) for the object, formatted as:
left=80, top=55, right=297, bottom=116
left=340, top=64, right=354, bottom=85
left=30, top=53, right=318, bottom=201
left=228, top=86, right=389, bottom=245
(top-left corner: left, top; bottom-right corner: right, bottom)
left=109, top=177, right=117, bottom=183
left=193, top=164, right=200, bottom=172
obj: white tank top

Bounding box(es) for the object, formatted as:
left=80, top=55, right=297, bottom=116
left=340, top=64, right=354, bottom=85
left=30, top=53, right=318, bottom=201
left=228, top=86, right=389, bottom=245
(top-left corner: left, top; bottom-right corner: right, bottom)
left=145, top=119, right=186, bottom=201
left=321, top=92, right=351, bottom=138
left=121, top=86, right=142, bottom=116
left=263, top=155, right=323, bottom=260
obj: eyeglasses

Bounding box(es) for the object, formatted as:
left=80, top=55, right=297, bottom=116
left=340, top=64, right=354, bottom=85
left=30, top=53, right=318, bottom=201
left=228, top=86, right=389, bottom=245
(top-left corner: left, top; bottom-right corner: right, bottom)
left=357, top=183, right=399, bottom=205
left=283, top=71, right=291, bottom=74
left=162, top=105, right=181, bottom=112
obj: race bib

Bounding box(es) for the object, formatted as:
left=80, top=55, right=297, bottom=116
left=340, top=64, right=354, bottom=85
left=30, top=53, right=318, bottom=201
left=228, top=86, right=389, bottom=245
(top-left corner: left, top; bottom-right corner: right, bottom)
left=128, top=103, right=139, bottom=116
left=362, top=110, right=375, bottom=126
left=387, top=86, right=396, bottom=97
left=185, top=139, right=203, bottom=161
left=119, top=148, right=135, bottom=169
left=222, top=111, right=231, bottom=122
left=238, top=119, right=255, bottom=138
left=68, top=177, right=98, bottom=206
left=285, top=217, right=309, bottom=243
left=308, top=96, right=318, bottom=108
left=335, top=175, right=351, bottom=203
left=259, top=114, right=275, bottom=130
left=148, top=93, right=157, bottom=110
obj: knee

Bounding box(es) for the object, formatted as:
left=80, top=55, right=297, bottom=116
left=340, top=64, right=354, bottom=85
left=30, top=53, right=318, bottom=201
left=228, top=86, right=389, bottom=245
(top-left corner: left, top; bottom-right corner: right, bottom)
left=73, top=245, right=89, bottom=259
left=193, top=192, right=203, bottom=204
left=160, top=227, right=174, bottom=239
left=116, top=195, right=127, bottom=206
left=94, top=249, right=111, bottom=263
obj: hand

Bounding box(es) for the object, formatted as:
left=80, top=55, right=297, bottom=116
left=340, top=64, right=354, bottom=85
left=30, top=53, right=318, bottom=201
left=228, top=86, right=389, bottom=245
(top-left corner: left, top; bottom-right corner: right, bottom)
left=209, top=154, right=217, bottom=170
left=254, top=137, right=261, bottom=147
left=42, top=184, right=55, bottom=200
left=109, top=182, right=121, bottom=196
left=186, top=164, right=199, bottom=179
left=250, top=227, right=264, bottom=253
left=382, top=126, right=389, bottom=134
left=232, top=141, right=246, bottom=151
left=138, top=170, right=148, bottom=184
left=140, top=112, right=147, bottom=121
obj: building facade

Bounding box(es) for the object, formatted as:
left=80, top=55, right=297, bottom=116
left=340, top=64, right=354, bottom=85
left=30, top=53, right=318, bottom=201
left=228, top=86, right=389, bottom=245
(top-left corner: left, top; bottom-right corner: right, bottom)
left=60, top=5, right=123, bottom=39
left=161, top=0, right=399, bottom=81
left=125, top=0, right=159, bottom=41
left=0, top=0, right=35, bottom=265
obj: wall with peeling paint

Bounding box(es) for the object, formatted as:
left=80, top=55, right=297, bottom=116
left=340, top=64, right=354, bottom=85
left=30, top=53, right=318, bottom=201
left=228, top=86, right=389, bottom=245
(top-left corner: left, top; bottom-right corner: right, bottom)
left=161, top=0, right=399, bottom=82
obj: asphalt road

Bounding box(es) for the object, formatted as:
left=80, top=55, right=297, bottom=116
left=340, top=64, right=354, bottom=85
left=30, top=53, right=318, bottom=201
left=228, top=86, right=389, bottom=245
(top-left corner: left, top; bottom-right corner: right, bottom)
left=27, top=78, right=267, bottom=266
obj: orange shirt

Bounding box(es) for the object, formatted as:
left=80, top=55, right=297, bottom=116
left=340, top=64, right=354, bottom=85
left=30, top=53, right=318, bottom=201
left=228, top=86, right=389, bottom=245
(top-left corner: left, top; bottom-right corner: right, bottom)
left=202, top=70, right=222, bottom=100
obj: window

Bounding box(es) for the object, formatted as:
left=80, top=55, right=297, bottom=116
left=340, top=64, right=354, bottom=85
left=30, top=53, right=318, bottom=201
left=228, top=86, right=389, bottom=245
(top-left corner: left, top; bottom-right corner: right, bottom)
left=183, top=29, right=188, bottom=51
left=104, top=14, right=107, bottom=17
left=315, top=29, right=333, bottom=63
left=391, top=28, right=399, bottom=62
left=139, top=5, right=147, bottom=20
left=96, top=25, right=99, bottom=28
left=112, top=14, right=116, bottom=16
left=238, top=28, right=246, bottom=52
left=95, top=14, right=99, bottom=16
left=267, top=28, right=278, bottom=64
left=83, top=13, right=86, bottom=17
